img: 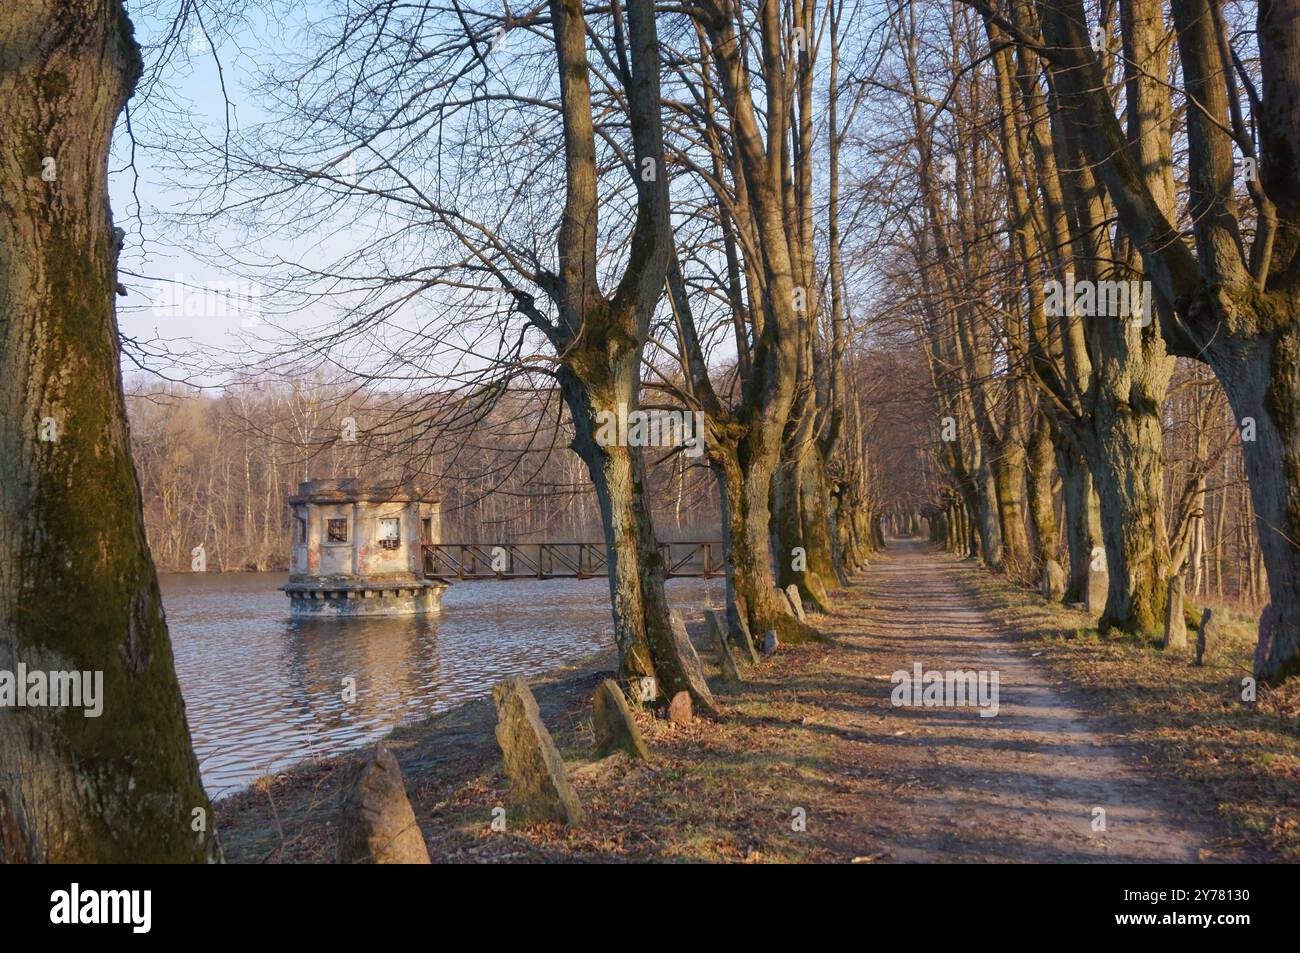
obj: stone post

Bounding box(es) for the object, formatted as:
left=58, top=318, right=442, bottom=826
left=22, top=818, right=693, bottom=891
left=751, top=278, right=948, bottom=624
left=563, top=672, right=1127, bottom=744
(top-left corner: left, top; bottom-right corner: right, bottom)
left=1163, top=574, right=1187, bottom=649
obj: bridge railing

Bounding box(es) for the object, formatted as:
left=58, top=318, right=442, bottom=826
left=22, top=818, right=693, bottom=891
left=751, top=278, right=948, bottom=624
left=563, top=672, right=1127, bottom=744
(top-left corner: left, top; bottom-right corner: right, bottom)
left=422, top=541, right=724, bottom=580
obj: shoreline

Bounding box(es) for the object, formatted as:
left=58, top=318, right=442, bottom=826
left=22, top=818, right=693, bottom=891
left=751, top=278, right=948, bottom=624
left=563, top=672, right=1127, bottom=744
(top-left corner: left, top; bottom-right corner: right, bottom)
left=213, top=644, right=625, bottom=860
left=171, top=573, right=726, bottom=801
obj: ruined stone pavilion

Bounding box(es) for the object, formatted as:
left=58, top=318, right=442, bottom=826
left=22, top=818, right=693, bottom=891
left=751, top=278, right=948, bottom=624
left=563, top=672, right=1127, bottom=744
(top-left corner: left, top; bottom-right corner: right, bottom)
left=281, top=478, right=447, bottom=616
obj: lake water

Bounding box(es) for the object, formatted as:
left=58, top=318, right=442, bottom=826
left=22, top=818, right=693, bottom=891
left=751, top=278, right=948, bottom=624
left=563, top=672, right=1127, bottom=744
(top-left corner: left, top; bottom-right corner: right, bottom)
left=162, top=572, right=726, bottom=800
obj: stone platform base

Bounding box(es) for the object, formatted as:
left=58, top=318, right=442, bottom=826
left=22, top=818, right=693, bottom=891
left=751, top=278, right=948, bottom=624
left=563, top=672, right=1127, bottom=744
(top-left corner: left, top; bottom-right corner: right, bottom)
left=282, top=581, right=448, bottom=617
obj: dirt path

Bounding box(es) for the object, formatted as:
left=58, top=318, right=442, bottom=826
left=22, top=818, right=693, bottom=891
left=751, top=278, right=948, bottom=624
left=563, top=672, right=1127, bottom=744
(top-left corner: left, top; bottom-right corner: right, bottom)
left=805, top=539, right=1221, bottom=862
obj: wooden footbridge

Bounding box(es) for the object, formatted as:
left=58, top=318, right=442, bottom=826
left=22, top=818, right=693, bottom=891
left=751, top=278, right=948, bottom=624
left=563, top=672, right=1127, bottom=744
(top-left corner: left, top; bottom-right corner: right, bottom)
left=421, top=541, right=724, bottom=581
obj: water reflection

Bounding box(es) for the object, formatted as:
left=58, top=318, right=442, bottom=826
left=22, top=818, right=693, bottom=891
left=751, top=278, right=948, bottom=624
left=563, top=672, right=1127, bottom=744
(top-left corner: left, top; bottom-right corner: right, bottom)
left=162, top=572, right=724, bottom=799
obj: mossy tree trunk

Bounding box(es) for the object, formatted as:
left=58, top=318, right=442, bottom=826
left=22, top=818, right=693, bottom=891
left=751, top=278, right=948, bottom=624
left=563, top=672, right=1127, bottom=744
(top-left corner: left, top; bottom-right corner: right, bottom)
left=1025, top=408, right=1060, bottom=571
left=713, top=437, right=818, bottom=645
left=560, top=357, right=717, bottom=715
left=772, top=439, right=837, bottom=613
left=1209, top=329, right=1300, bottom=680
left=1084, top=372, right=1173, bottom=634
left=1056, top=436, right=1102, bottom=603
left=0, top=0, right=216, bottom=861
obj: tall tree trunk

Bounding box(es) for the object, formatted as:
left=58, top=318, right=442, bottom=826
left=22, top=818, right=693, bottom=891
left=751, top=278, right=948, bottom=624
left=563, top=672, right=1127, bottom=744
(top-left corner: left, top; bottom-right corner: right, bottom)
left=993, top=441, right=1031, bottom=574
left=1211, top=333, right=1300, bottom=679
left=544, top=0, right=717, bottom=711
left=769, top=0, right=836, bottom=613
left=698, top=0, right=820, bottom=638
left=975, top=461, right=1005, bottom=570
left=1056, top=437, right=1101, bottom=604
left=560, top=366, right=718, bottom=715
left=0, top=0, right=216, bottom=861
left=1085, top=404, right=1172, bottom=633
left=990, top=2, right=1174, bottom=627
left=1026, top=409, right=1060, bottom=569
left=713, top=440, right=816, bottom=645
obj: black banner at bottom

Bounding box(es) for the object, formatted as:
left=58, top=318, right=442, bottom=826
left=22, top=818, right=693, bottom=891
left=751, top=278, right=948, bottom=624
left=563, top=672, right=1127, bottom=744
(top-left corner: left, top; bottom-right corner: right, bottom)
left=0, top=862, right=1272, bottom=940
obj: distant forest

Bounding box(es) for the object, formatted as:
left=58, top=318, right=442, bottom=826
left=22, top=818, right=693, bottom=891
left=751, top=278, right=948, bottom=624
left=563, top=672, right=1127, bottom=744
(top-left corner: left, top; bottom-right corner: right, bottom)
left=125, top=376, right=725, bottom=572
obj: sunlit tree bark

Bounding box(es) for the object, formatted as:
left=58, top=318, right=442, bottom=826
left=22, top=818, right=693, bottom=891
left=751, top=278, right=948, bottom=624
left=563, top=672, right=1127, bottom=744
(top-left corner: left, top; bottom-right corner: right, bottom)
left=0, top=0, right=216, bottom=861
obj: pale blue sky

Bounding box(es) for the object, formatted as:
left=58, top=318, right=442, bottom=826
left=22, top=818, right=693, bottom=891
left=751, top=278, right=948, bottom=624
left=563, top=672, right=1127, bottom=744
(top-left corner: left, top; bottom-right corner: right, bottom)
left=111, top=2, right=318, bottom=379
